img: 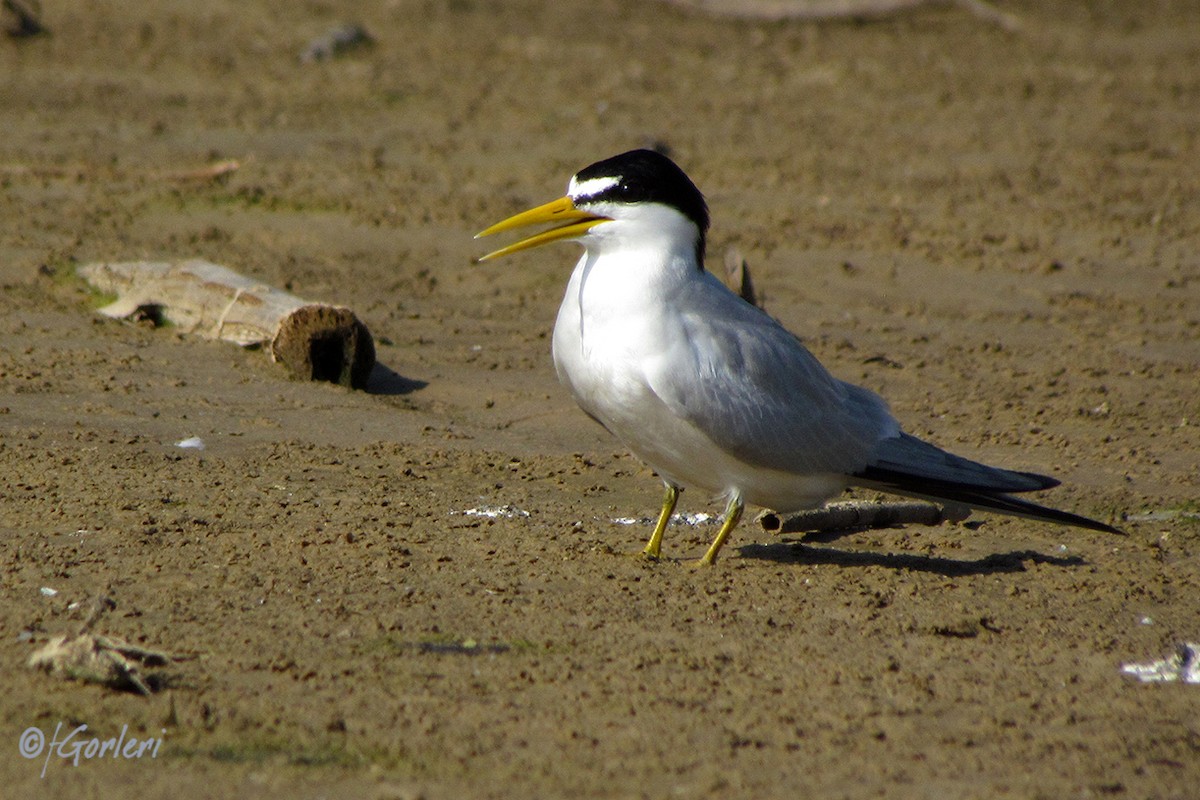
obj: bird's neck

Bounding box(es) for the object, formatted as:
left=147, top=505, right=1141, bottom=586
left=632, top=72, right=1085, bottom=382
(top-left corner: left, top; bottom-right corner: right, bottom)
left=575, top=242, right=699, bottom=311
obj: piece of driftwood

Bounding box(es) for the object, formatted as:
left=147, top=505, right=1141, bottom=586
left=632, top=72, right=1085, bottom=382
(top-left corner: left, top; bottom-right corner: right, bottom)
left=759, top=500, right=972, bottom=536
left=27, top=597, right=182, bottom=696
left=659, top=0, right=1021, bottom=30
left=79, top=259, right=375, bottom=389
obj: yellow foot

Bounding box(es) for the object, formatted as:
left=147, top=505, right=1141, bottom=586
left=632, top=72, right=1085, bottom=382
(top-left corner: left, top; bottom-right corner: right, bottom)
left=690, top=495, right=743, bottom=568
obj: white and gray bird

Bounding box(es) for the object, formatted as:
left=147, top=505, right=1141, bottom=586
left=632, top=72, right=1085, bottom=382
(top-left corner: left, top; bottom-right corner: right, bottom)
left=475, top=149, right=1120, bottom=565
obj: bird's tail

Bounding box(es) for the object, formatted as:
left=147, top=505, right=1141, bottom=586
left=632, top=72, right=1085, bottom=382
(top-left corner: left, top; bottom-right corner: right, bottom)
left=853, top=433, right=1122, bottom=534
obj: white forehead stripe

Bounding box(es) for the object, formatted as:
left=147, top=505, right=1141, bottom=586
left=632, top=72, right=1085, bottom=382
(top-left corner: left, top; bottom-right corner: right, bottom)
left=568, top=174, right=621, bottom=201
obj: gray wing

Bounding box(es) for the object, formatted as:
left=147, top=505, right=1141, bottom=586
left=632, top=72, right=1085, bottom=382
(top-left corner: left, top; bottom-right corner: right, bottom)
left=859, top=432, right=1053, bottom=492
left=647, top=283, right=899, bottom=476
left=644, top=277, right=1120, bottom=535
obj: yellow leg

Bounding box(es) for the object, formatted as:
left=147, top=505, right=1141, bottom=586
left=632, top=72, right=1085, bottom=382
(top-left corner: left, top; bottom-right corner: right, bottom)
left=696, top=495, right=744, bottom=567
left=642, top=483, right=679, bottom=560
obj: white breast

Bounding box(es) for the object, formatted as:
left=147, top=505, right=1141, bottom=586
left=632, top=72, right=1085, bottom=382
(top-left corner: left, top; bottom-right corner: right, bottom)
left=551, top=248, right=849, bottom=512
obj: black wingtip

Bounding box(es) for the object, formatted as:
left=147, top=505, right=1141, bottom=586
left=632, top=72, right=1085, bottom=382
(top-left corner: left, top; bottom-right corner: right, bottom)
left=853, top=472, right=1123, bottom=535
left=956, top=491, right=1125, bottom=535
left=1015, top=470, right=1061, bottom=492
left=853, top=433, right=1121, bottom=534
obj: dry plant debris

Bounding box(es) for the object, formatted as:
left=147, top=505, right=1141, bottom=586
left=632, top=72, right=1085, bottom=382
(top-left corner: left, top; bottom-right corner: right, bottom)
left=27, top=597, right=183, bottom=696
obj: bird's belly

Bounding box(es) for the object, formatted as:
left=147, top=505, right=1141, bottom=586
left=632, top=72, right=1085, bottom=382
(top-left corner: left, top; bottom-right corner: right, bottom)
left=625, top=413, right=847, bottom=512
left=613, top=399, right=846, bottom=511
left=553, top=317, right=846, bottom=512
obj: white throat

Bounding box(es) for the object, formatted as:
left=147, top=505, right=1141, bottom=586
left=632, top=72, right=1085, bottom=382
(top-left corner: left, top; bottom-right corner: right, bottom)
left=573, top=201, right=701, bottom=270
left=551, top=202, right=706, bottom=421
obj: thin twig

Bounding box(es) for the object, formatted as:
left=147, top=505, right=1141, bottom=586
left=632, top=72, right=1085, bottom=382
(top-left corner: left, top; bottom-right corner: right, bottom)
left=759, top=500, right=971, bottom=539
left=659, top=0, right=1021, bottom=31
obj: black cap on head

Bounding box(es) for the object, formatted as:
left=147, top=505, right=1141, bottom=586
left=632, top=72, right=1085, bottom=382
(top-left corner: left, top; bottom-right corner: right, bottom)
left=572, top=149, right=710, bottom=261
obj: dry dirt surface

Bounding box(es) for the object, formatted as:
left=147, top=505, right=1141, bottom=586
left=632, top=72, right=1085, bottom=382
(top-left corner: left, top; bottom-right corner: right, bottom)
left=2, top=1, right=1198, bottom=798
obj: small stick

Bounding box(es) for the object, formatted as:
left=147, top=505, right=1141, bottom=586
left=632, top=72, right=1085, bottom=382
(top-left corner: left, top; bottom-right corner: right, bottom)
left=76, top=595, right=118, bottom=636
left=162, top=159, right=241, bottom=183
left=723, top=247, right=760, bottom=308
left=759, top=500, right=971, bottom=537
left=0, top=159, right=240, bottom=183
left=659, top=0, right=1021, bottom=31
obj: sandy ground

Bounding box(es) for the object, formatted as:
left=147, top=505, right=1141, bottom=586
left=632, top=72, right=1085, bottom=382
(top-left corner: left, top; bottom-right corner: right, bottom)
left=2, top=1, right=1198, bottom=797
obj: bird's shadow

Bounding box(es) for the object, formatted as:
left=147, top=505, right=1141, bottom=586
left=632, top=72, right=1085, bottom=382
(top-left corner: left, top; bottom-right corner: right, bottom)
left=365, top=361, right=427, bottom=396
left=738, top=539, right=1086, bottom=577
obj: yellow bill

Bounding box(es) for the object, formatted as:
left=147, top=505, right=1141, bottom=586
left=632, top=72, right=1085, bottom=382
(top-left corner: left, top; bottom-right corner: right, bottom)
left=474, top=195, right=610, bottom=262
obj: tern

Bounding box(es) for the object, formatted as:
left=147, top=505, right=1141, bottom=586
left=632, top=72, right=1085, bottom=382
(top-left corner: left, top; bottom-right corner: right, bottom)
left=475, top=149, right=1120, bottom=565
